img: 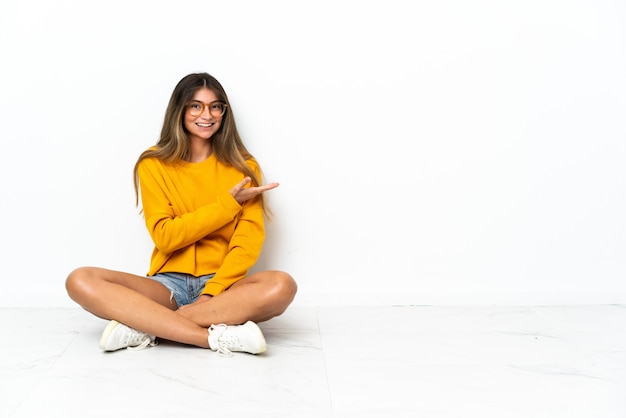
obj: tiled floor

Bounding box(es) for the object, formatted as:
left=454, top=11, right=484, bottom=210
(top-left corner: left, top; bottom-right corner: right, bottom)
left=1, top=305, right=625, bottom=417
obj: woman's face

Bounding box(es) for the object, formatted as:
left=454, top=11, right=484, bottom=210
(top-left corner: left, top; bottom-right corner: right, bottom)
left=184, top=87, right=224, bottom=141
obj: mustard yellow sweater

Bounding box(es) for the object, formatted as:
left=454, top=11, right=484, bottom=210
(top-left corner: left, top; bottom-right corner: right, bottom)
left=137, top=153, right=265, bottom=296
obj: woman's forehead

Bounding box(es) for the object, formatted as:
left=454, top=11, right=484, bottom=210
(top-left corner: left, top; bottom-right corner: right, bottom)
left=191, top=87, right=219, bottom=102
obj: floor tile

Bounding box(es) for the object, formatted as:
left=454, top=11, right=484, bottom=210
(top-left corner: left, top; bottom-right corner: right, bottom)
left=317, top=306, right=626, bottom=418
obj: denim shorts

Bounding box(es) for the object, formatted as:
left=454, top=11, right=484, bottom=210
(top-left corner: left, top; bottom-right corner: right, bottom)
left=148, top=272, right=215, bottom=307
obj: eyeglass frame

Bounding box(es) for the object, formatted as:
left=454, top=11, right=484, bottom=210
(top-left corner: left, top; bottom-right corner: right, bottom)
left=185, top=100, right=228, bottom=117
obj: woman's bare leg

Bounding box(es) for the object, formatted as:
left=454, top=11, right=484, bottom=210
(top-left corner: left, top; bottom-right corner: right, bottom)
left=66, top=267, right=297, bottom=347
left=176, top=270, right=298, bottom=327
left=65, top=267, right=210, bottom=348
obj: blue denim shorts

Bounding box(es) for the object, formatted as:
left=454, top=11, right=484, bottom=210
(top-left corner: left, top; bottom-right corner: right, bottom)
left=148, top=272, right=215, bottom=307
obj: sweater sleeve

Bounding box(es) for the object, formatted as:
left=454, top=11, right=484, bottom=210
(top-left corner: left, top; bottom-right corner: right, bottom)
left=138, top=159, right=242, bottom=254
left=201, top=196, right=265, bottom=296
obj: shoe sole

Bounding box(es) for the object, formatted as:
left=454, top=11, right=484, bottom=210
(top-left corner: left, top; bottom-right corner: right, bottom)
left=99, top=320, right=121, bottom=351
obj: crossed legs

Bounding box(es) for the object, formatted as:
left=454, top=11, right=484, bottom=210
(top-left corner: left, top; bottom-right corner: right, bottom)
left=65, top=267, right=297, bottom=348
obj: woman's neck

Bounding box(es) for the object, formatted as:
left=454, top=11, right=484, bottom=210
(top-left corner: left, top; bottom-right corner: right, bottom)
left=188, top=138, right=212, bottom=163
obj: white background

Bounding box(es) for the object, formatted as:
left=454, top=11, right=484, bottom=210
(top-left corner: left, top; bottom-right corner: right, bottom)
left=0, top=0, right=624, bottom=307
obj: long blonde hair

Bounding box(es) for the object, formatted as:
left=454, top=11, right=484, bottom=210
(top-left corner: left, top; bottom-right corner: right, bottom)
left=133, top=73, right=269, bottom=215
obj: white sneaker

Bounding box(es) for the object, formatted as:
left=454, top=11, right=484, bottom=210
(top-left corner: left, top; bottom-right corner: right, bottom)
left=208, top=321, right=267, bottom=356
left=99, top=320, right=157, bottom=352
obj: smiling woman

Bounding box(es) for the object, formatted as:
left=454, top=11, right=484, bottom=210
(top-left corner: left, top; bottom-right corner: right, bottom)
left=65, top=73, right=297, bottom=356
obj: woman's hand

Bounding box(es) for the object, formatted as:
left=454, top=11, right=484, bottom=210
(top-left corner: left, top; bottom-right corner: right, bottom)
left=230, top=177, right=279, bottom=205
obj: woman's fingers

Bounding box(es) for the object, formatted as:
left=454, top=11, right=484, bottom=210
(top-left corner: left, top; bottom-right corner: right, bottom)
left=230, top=177, right=251, bottom=196
left=230, top=179, right=279, bottom=204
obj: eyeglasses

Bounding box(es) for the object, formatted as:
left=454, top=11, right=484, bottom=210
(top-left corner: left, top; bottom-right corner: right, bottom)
left=185, top=100, right=228, bottom=117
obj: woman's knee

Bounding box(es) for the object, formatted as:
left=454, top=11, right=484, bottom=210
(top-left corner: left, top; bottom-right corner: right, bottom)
left=269, top=271, right=297, bottom=304
left=65, top=267, right=100, bottom=300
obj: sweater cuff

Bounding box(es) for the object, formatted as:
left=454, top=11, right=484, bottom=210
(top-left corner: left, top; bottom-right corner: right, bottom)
left=201, top=281, right=226, bottom=297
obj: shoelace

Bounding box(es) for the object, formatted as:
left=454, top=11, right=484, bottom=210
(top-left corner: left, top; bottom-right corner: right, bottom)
left=209, top=324, right=235, bottom=357
left=127, top=332, right=158, bottom=351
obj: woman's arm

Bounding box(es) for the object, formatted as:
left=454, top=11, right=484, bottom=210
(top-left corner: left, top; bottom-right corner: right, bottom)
left=201, top=173, right=278, bottom=296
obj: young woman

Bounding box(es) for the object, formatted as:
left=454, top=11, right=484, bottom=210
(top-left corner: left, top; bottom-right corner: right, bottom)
left=66, top=73, right=297, bottom=355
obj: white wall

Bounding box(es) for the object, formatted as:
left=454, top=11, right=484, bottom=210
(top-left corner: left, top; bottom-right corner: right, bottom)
left=1, top=0, right=624, bottom=307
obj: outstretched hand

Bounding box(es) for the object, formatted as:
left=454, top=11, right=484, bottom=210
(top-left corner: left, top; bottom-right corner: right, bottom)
left=230, top=177, right=279, bottom=205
